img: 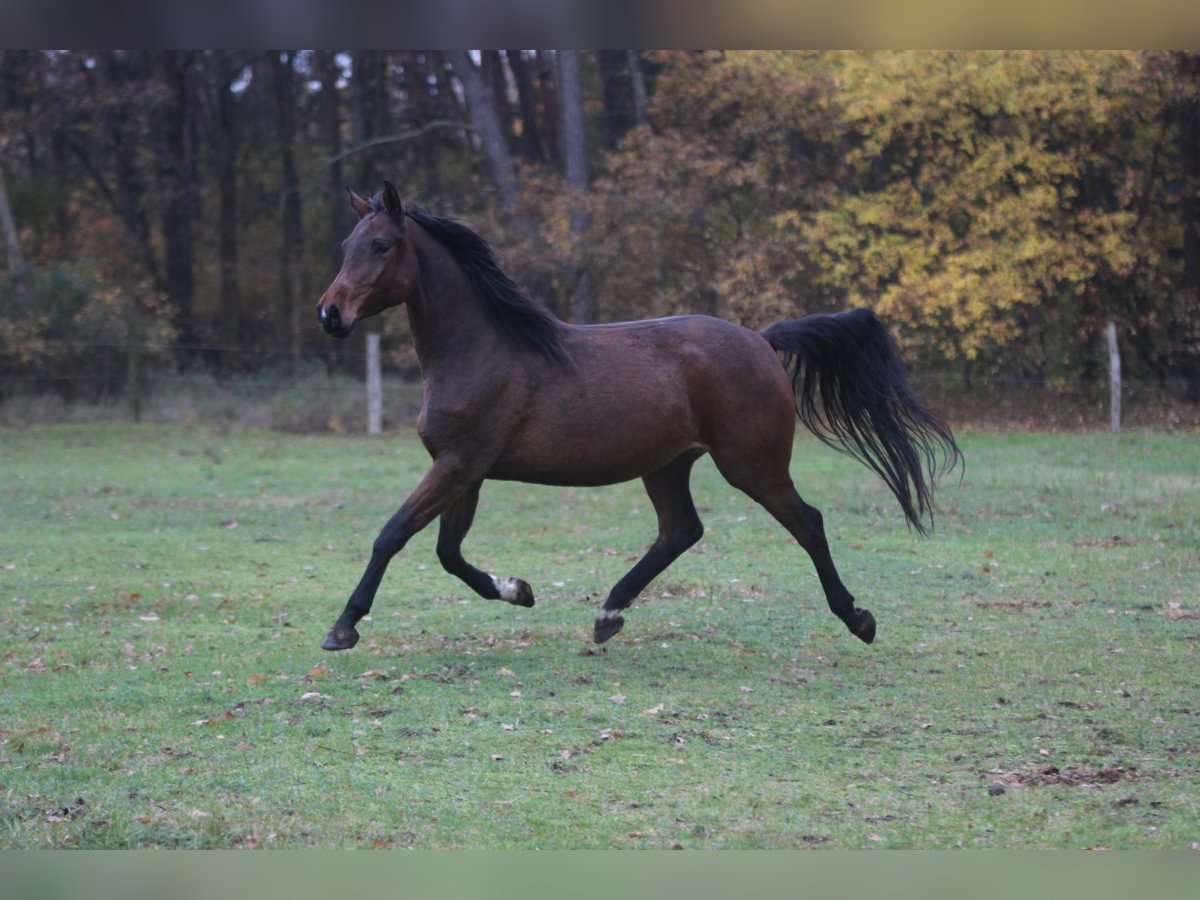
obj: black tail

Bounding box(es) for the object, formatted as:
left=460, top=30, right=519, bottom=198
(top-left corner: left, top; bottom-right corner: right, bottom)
left=761, top=308, right=962, bottom=534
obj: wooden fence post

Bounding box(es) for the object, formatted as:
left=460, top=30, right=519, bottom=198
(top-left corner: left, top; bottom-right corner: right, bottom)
left=1107, top=321, right=1121, bottom=432
left=366, top=332, right=382, bottom=435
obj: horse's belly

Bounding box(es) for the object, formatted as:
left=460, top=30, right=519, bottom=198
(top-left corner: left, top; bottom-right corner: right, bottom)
left=487, top=404, right=701, bottom=487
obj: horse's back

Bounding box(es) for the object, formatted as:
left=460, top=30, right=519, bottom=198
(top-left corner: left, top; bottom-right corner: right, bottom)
left=567, top=315, right=789, bottom=410
left=486, top=315, right=795, bottom=486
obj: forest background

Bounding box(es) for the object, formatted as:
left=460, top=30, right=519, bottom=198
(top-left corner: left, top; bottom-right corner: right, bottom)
left=2, top=50, right=1199, bottom=429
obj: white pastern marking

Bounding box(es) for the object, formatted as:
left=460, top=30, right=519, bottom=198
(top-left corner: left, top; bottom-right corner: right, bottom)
left=597, top=609, right=621, bottom=621
left=491, top=575, right=522, bottom=602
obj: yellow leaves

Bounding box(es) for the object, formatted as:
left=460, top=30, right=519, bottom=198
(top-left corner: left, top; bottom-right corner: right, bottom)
left=535, top=49, right=1179, bottom=380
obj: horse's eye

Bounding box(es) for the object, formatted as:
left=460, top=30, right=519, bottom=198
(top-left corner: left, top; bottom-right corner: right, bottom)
left=372, top=241, right=390, bottom=256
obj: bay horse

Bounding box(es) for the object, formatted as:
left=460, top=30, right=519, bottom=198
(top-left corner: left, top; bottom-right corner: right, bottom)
left=315, top=182, right=960, bottom=652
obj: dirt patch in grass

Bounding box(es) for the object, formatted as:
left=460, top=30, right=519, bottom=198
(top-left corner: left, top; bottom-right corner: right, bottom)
left=974, top=599, right=1051, bottom=610
left=1074, top=535, right=1139, bottom=549
left=985, top=764, right=1142, bottom=790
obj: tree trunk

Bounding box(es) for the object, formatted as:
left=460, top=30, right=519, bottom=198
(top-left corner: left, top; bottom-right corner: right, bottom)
left=351, top=51, right=389, bottom=189
left=95, top=51, right=162, bottom=289
left=448, top=50, right=520, bottom=222
left=506, top=50, right=545, bottom=162
left=0, top=167, right=25, bottom=275
left=535, top=51, right=560, bottom=167
left=207, top=52, right=242, bottom=359
left=272, top=51, right=308, bottom=366
left=399, top=53, right=441, bottom=200
left=158, top=51, right=199, bottom=354
left=1173, top=53, right=1200, bottom=401
left=481, top=51, right=513, bottom=141
left=1180, top=82, right=1200, bottom=302
left=318, top=50, right=347, bottom=371
left=598, top=50, right=635, bottom=149
left=318, top=51, right=346, bottom=278
left=628, top=51, right=649, bottom=127
left=558, top=50, right=595, bottom=324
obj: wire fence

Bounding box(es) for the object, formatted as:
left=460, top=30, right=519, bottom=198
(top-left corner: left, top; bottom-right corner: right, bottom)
left=3, top=338, right=1198, bottom=432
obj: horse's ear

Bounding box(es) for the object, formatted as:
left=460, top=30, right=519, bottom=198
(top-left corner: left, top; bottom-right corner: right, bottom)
left=347, top=187, right=373, bottom=219
left=381, top=181, right=405, bottom=221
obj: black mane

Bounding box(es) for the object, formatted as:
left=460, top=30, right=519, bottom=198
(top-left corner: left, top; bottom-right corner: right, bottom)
left=372, top=198, right=568, bottom=364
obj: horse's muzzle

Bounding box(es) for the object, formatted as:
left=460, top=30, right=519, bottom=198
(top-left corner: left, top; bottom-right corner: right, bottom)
left=317, top=302, right=354, bottom=339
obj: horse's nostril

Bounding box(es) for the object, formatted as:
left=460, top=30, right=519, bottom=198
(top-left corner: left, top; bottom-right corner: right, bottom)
left=319, top=304, right=342, bottom=331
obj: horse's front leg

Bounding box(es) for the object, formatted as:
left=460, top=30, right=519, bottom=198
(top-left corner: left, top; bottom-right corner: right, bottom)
left=322, top=457, right=473, bottom=651
left=437, top=485, right=535, bottom=608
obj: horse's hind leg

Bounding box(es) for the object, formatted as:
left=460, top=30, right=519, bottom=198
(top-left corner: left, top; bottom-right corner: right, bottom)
left=436, top=484, right=534, bottom=608
left=758, top=486, right=875, bottom=643
left=713, top=453, right=875, bottom=644
left=594, top=452, right=705, bottom=643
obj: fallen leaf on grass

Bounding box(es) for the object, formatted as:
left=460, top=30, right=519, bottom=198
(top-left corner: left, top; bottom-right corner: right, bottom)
left=43, top=797, right=86, bottom=823
left=643, top=703, right=665, bottom=716
left=191, top=710, right=237, bottom=726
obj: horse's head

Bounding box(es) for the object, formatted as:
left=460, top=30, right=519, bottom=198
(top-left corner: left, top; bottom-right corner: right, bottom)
left=317, top=181, right=419, bottom=339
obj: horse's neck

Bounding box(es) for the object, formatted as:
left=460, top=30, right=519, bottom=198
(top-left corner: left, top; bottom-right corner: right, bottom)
left=405, top=227, right=508, bottom=376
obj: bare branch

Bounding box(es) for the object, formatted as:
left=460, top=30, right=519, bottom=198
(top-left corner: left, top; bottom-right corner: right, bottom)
left=326, top=119, right=474, bottom=167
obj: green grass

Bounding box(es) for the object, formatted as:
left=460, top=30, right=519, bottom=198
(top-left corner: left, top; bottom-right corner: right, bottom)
left=1, top=424, right=1198, bottom=848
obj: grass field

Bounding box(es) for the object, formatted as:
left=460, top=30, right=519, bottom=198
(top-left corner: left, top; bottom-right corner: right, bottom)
left=1, top=423, right=1198, bottom=849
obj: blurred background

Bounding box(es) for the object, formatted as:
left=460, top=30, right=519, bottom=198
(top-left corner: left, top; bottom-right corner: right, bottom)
left=1, top=50, right=1198, bottom=430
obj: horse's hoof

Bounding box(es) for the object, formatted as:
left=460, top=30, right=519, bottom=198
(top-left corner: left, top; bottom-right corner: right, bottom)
left=498, top=577, right=535, bottom=608
left=851, top=608, right=876, bottom=644
left=593, top=612, right=625, bottom=644
left=321, top=626, right=360, bottom=651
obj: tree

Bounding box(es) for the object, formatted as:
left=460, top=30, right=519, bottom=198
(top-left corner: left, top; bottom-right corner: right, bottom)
left=506, top=50, right=545, bottom=162
left=557, top=50, right=594, bottom=323
left=270, top=51, right=308, bottom=364
left=157, top=50, right=199, bottom=353
left=3, top=49, right=1199, bottom=416
left=1146, top=52, right=1200, bottom=399
left=0, top=165, right=25, bottom=275
left=579, top=52, right=841, bottom=323
left=448, top=50, right=520, bottom=222
left=806, top=52, right=1172, bottom=383
left=206, top=51, right=244, bottom=353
